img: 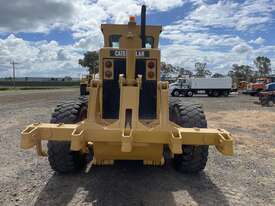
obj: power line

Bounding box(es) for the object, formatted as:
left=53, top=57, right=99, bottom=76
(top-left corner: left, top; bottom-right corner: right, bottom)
left=10, top=61, right=19, bottom=89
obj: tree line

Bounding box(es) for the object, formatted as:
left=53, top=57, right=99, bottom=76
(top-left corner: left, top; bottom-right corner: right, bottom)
left=78, top=51, right=272, bottom=84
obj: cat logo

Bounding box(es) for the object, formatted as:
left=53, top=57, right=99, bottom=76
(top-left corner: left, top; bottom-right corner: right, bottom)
left=110, top=50, right=127, bottom=57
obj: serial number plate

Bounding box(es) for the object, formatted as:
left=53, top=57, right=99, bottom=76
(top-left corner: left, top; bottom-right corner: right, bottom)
left=110, top=50, right=149, bottom=57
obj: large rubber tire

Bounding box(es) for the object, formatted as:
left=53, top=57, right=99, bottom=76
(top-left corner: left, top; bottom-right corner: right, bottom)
left=185, top=90, right=193, bottom=97
left=207, top=92, right=213, bottom=97
left=260, top=96, right=268, bottom=106
left=47, top=97, right=88, bottom=173
left=172, top=89, right=180, bottom=97
left=80, top=84, right=87, bottom=96
left=267, top=100, right=274, bottom=107
left=169, top=101, right=209, bottom=174
left=223, top=90, right=230, bottom=97
left=261, top=96, right=274, bottom=107
left=212, top=90, right=220, bottom=97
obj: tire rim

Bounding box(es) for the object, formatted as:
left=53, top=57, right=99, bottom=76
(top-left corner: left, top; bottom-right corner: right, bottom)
left=268, top=100, right=274, bottom=107
left=187, top=91, right=193, bottom=96
left=174, top=90, right=180, bottom=96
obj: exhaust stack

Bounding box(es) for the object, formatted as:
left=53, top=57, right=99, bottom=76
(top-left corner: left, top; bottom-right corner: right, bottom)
left=141, top=5, right=146, bottom=48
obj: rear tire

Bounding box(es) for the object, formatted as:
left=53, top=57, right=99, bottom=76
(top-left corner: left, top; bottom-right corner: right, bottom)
left=212, top=90, right=220, bottom=97
left=169, top=101, right=209, bottom=173
left=47, top=97, right=88, bottom=174
left=260, top=96, right=273, bottom=107
left=172, top=89, right=180, bottom=97
left=80, top=84, right=87, bottom=96
left=267, top=100, right=274, bottom=107
left=223, top=90, right=230, bottom=97
left=186, top=90, right=193, bottom=97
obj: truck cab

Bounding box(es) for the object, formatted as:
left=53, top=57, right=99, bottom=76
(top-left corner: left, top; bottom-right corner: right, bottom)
left=259, top=82, right=275, bottom=107
left=169, top=76, right=191, bottom=97
left=265, top=82, right=275, bottom=91
left=246, top=76, right=275, bottom=96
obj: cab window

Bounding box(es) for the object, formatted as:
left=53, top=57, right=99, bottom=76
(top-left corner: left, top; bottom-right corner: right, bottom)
left=145, top=36, right=154, bottom=48
left=109, top=35, right=121, bottom=48
left=179, top=79, right=186, bottom=84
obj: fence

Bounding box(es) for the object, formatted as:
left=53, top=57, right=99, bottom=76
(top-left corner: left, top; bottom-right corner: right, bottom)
left=0, top=80, right=80, bottom=87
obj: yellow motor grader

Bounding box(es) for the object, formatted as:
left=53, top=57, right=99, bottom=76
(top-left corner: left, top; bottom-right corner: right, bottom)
left=80, top=74, right=91, bottom=96
left=21, top=5, right=233, bottom=174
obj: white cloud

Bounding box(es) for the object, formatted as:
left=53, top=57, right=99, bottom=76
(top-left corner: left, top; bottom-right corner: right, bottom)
left=160, top=42, right=267, bottom=75
left=160, top=41, right=275, bottom=75
left=0, top=35, right=83, bottom=77
left=0, top=0, right=187, bottom=77
left=161, top=44, right=247, bottom=74
left=0, top=0, right=74, bottom=33
left=188, top=0, right=275, bottom=31
left=0, top=0, right=186, bottom=33
left=0, top=0, right=274, bottom=77
left=162, top=30, right=247, bottom=48
left=249, top=37, right=265, bottom=45
left=143, top=0, right=185, bottom=11
left=232, top=44, right=252, bottom=54
left=159, top=0, right=275, bottom=75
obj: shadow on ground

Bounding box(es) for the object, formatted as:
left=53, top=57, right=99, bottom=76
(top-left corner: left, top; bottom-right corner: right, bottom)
left=35, top=161, right=229, bottom=206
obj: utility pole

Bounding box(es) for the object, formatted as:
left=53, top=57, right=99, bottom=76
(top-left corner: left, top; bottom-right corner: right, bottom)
left=10, top=61, right=18, bottom=89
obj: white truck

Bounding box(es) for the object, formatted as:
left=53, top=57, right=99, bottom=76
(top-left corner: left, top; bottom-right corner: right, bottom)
left=169, top=76, right=232, bottom=97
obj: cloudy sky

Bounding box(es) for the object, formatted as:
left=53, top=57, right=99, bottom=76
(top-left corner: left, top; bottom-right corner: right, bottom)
left=0, top=0, right=274, bottom=77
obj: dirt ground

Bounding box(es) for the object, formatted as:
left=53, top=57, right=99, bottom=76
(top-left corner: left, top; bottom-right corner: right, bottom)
left=0, top=89, right=274, bottom=206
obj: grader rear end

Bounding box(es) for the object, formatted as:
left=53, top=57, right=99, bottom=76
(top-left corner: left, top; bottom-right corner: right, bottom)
left=21, top=5, right=233, bottom=174
left=80, top=74, right=91, bottom=96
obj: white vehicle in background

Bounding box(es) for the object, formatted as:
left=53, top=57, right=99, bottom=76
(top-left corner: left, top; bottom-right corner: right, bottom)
left=169, top=76, right=233, bottom=97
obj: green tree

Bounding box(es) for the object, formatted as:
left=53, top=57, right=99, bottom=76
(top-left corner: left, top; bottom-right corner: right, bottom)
left=228, top=64, right=254, bottom=84
left=78, top=51, right=99, bottom=75
left=160, top=62, right=177, bottom=78
left=253, top=56, right=271, bottom=76
left=194, top=62, right=212, bottom=77
left=178, top=67, right=193, bottom=77
left=212, top=73, right=224, bottom=78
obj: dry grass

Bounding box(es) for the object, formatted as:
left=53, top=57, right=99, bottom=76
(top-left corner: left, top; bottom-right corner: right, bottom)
left=206, top=110, right=275, bottom=150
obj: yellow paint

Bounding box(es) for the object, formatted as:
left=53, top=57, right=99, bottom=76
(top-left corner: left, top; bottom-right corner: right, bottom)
left=21, top=16, right=234, bottom=165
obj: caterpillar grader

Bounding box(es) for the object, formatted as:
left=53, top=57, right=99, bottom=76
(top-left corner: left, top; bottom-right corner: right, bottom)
left=80, top=74, right=91, bottom=96
left=21, top=5, right=233, bottom=174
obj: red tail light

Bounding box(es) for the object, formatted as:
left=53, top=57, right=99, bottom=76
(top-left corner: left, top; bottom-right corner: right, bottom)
left=146, top=60, right=156, bottom=80
left=148, top=61, right=155, bottom=69
left=104, top=59, right=114, bottom=80
left=105, top=60, right=112, bottom=68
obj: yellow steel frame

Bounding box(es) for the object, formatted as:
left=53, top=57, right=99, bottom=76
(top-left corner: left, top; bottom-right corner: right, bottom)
left=21, top=20, right=233, bottom=166
left=21, top=70, right=233, bottom=165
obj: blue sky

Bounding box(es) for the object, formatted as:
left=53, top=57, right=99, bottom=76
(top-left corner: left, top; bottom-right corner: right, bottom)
left=0, top=0, right=275, bottom=77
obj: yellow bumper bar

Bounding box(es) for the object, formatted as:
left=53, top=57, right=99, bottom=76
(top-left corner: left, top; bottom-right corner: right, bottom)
left=21, top=122, right=233, bottom=156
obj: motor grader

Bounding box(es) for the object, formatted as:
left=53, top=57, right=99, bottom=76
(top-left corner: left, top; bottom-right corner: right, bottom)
left=21, top=5, right=233, bottom=174
left=80, top=74, right=91, bottom=96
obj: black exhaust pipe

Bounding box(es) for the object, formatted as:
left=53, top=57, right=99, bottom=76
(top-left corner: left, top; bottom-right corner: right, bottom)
left=141, top=5, right=146, bottom=48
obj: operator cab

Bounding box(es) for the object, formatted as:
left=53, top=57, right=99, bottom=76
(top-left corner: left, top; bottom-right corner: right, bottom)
left=101, top=16, right=161, bottom=49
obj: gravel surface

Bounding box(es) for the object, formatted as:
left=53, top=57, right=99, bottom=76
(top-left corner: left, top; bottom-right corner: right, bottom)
left=0, top=89, right=274, bottom=206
